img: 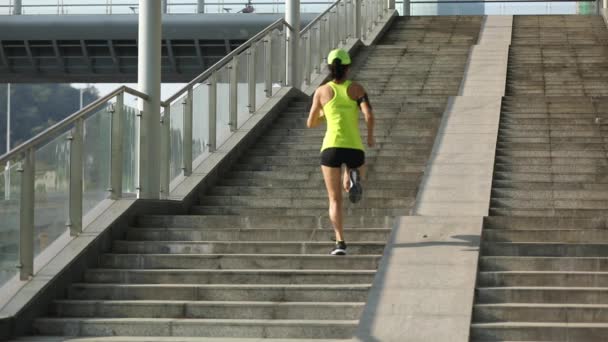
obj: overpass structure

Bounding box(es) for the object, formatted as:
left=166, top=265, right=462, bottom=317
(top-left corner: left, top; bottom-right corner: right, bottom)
left=0, top=13, right=317, bottom=83
left=5, top=0, right=608, bottom=341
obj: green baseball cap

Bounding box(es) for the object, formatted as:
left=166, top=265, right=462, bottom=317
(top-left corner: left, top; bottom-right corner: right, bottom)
left=327, top=49, right=351, bottom=65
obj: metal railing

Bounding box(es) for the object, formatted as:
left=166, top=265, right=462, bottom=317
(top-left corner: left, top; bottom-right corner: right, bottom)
left=0, top=0, right=389, bottom=288
left=1, top=0, right=334, bottom=15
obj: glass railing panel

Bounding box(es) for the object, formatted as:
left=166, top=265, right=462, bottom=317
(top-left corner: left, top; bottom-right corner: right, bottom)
left=121, top=104, right=139, bottom=194
left=311, top=23, right=322, bottom=75
left=169, top=97, right=185, bottom=182
left=33, top=131, right=70, bottom=258
left=254, top=40, right=268, bottom=111
left=236, top=52, right=251, bottom=128
left=0, top=162, right=21, bottom=288
left=270, top=28, right=286, bottom=96
left=192, top=82, right=210, bottom=163
left=216, top=68, right=232, bottom=147
left=82, top=104, right=112, bottom=213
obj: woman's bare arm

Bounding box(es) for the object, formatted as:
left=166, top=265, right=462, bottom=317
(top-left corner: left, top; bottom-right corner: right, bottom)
left=352, top=83, right=375, bottom=147
left=307, top=88, right=325, bottom=128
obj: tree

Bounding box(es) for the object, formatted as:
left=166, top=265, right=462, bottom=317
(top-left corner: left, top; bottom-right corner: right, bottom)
left=0, top=84, right=100, bottom=153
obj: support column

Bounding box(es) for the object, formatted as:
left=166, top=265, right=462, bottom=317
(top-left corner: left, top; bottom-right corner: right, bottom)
left=137, top=0, right=162, bottom=199
left=403, top=0, right=410, bottom=16
left=13, top=0, right=22, bottom=15
left=198, top=0, right=205, bottom=13
left=285, top=0, right=301, bottom=88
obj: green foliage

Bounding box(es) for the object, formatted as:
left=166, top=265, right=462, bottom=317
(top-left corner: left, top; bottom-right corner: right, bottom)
left=0, top=84, right=99, bottom=153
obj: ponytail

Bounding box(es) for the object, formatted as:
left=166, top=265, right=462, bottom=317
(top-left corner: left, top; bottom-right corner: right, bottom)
left=328, top=59, right=348, bottom=81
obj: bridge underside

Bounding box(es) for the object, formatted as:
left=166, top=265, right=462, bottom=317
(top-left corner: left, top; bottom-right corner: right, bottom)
left=0, top=13, right=316, bottom=83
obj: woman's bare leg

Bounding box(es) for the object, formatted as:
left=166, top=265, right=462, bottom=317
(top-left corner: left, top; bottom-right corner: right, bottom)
left=322, top=166, right=344, bottom=242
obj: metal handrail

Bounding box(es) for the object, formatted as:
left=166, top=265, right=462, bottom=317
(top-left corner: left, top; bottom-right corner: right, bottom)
left=0, top=1, right=334, bottom=11
left=0, top=85, right=147, bottom=164
left=162, top=18, right=285, bottom=105
left=301, top=0, right=340, bottom=33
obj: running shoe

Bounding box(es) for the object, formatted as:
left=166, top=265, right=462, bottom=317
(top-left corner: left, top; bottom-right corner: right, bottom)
left=348, top=169, right=363, bottom=203
left=330, top=241, right=347, bottom=255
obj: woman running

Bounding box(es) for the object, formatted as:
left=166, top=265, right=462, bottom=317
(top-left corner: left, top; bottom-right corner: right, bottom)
left=306, top=49, right=375, bottom=256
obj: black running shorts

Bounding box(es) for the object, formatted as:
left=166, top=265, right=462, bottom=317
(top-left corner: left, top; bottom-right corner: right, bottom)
left=320, top=148, right=365, bottom=169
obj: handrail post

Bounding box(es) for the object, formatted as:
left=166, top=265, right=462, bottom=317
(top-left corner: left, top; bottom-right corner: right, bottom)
left=68, top=118, right=84, bottom=237
left=404, top=0, right=410, bottom=16
left=182, top=88, right=193, bottom=176
left=279, top=29, right=287, bottom=86
left=18, top=148, right=34, bottom=280
left=265, top=35, right=273, bottom=98
left=13, top=0, right=22, bottom=15
left=304, top=34, right=311, bottom=86
left=354, top=0, right=362, bottom=39
left=248, top=48, right=257, bottom=113
left=230, top=57, right=239, bottom=131
left=160, top=104, right=171, bottom=198
left=388, top=0, right=396, bottom=10
left=110, top=93, right=124, bottom=200
left=208, top=73, right=217, bottom=152
left=286, top=0, right=301, bottom=88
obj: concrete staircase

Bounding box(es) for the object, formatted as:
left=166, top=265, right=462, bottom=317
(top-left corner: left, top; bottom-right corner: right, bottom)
left=18, top=16, right=483, bottom=340
left=471, top=15, right=608, bottom=341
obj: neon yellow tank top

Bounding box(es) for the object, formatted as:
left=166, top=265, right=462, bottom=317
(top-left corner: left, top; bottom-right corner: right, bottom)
left=321, top=80, right=364, bottom=152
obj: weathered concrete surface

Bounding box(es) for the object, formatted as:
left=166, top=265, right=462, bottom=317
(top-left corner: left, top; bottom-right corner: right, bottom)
left=355, top=217, right=482, bottom=342
left=357, top=16, right=511, bottom=342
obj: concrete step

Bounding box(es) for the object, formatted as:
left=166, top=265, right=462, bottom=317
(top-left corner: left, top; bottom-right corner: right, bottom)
left=83, top=269, right=376, bottom=285
left=476, top=286, right=608, bottom=304
left=198, top=195, right=414, bottom=208
left=483, top=217, right=607, bottom=230
left=495, top=156, right=608, bottom=167
left=478, top=271, right=608, bottom=287
left=491, top=198, right=608, bottom=211
left=494, top=164, right=608, bottom=174
left=470, top=322, right=608, bottom=341
left=238, top=155, right=429, bottom=167
left=482, top=242, right=608, bottom=257
left=190, top=206, right=411, bottom=216
left=216, top=178, right=421, bottom=188
left=33, top=318, right=357, bottom=339
left=482, top=229, right=608, bottom=243
left=206, top=186, right=417, bottom=197
left=231, top=163, right=426, bottom=173
left=245, top=146, right=431, bottom=157
left=480, top=256, right=608, bottom=272
left=225, top=170, right=421, bottom=182
left=124, top=227, right=390, bottom=242
left=136, top=215, right=396, bottom=229
left=493, top=171, right=608, bottom=183
left=51, top=300, right=364, bottom=320
left=68, top=283, right=372, bottom=302
left=100, top=254, right=382, bottom=270
left=473, top=303, right=608, bottom=323
left=251, top=142, right=430, bottom=152
left=489, top=208, right=608, bottom=217
left=111, top=241, right=386, bottom=255
left=492, top=181, right=608, bottom=191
